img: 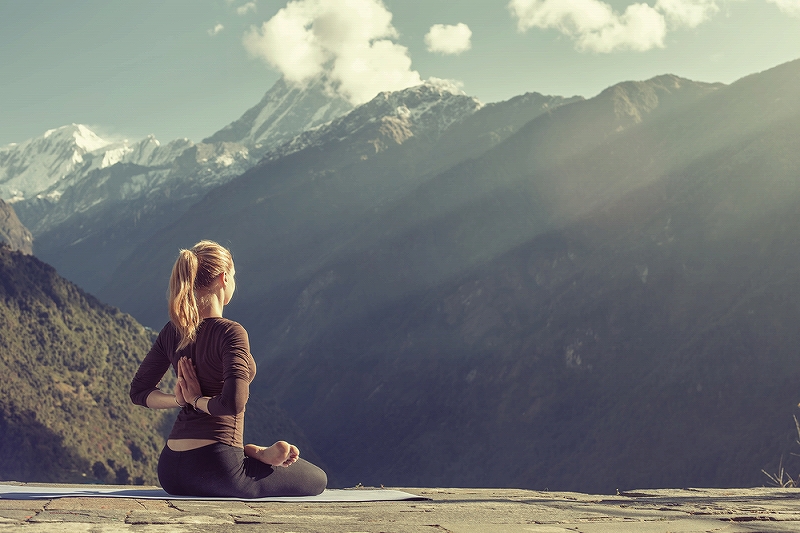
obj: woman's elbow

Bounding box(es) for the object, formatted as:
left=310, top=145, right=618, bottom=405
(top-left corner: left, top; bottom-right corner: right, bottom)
left=211, top=397, right=247, bottom=416
left=129, top=384, right=145, bottom=406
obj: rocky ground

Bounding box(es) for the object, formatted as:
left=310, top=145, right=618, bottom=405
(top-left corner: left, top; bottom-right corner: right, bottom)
left=1, top=483, right=800, bottom=532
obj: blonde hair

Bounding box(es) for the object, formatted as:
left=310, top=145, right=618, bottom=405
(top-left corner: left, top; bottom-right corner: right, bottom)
left=168, top=240, right=233, bottom=350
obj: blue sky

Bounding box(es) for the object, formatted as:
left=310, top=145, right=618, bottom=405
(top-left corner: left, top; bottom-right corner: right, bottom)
left=1, top=0, right=798, bottom=146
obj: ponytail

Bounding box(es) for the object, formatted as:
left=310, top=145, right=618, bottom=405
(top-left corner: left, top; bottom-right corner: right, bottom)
left=167, top=240, right=233, bottom=350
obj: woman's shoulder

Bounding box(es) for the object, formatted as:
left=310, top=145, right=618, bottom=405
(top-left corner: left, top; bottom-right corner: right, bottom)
left=156, top=321, right=179, bottom=339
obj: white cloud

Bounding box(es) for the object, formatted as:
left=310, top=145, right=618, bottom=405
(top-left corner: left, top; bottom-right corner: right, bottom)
left=237, top=2, right=257, bottom=15
left=508, top=0, right=724, bottom=53
left=425, top=23, right=473, bottom=55
left=243, top=0, right=421, bottom=104
left=208, top=23, right=225, bottom=36
left=655, top=0, right=718, bottom=27
left=766, top=0, right=800, bottom=17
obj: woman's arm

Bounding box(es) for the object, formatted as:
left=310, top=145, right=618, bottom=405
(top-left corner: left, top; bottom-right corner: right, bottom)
left=130, top=326, right=174, bottom=407
left=145, top=389, right=187, bottom=409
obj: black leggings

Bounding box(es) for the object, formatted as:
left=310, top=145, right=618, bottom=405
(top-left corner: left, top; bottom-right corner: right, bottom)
left=157, top=443, right=327, bottom=498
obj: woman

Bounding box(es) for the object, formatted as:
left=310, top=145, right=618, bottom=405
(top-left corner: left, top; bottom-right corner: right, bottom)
left=130, top=240, right=327, bottom=497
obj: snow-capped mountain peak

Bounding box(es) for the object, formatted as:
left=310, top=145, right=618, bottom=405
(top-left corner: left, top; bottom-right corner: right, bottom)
left=43, top=123, right=111, bottom=153
left=413, top=77, right=467, bottom=96
left=96, top=135, right=195, bottom=169
left=203, top=75, right=354, bottom=157
left=265, top=78, right=484, bottom=161
left=0, top=122, right=204, bottom=204
left=0, top=124, right=114, bottom=201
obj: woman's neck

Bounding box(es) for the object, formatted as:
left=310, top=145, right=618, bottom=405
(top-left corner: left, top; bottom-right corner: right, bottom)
left=198, top=298, right=224, bottom=319
left=197, top=280, right=226, bottom=319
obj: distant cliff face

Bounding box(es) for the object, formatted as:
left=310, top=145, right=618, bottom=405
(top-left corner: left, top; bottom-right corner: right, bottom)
left=0, top=199, right=32, bottom=254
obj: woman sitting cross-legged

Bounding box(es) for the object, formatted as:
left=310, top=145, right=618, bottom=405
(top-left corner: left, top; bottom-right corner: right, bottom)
left=130, top=240, right=327, bottom=498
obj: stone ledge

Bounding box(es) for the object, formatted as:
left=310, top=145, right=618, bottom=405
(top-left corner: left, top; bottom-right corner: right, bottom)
left=1, top=483, right=800, bottom=532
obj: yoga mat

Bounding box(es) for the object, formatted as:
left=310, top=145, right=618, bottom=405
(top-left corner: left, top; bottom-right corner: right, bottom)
left=0, top=483, right=428, bottom=502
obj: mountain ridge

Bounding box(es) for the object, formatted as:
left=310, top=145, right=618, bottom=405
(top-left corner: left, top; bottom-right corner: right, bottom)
left=246, top=59, right=800, bottom=492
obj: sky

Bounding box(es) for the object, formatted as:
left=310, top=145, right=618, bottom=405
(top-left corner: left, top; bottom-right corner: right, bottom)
left=1, top=0, right=799, bottom=146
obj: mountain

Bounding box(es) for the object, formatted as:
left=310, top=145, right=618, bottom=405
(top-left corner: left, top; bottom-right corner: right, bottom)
left=248, top=59, right=800, bottom=492
left=2, top=77, right=353, bottom=210
left=203, top=75, right=354, bottom=159
left=0, top=199, right=32, bottom=254
left=97, top=58, right=800, bottom=493
left=99, top=80, right=577, bottom=329
left=106, top=74, right=711, bottom=337
left=15, top=138, right=250, bottom=293
left=12, top=133, right=197, bottom=233
left=262, top=78, right=485, bottom=162
left=0, top=124, right=111, bottom=202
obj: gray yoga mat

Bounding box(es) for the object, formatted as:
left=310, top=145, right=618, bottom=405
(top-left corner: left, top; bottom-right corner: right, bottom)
left=0, top=483, right=428, bottom=502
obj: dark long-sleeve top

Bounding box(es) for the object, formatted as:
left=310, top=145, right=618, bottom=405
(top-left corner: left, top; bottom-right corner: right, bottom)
left=130, top=317, right=256, bottom=448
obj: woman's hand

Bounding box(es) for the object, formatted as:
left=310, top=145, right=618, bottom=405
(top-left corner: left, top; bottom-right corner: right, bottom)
left=177, top=356, right=203, bottom=402
left=173, top=379, right=188, bottom=407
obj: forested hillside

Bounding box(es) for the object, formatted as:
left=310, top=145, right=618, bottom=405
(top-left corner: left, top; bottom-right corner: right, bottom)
left=0, top=247, right=166, bottom=483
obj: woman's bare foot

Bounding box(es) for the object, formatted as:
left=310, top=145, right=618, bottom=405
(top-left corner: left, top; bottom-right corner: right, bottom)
left=245, top=441, right=300, bottom=467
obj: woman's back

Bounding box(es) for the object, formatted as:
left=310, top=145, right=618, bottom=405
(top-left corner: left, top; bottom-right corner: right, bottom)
left=130, top=317, right=255, bottom=448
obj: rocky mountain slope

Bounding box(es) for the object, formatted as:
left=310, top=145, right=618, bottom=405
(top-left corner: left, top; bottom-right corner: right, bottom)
left=0, top=199, right=32, bottom=254
left=203, top=75, right=354, bottom=159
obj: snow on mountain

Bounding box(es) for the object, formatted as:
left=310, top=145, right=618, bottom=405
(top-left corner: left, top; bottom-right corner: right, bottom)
left=0, top=124, right=112, bottom=201
left=203, top=75, right=354, bottom=156
left=100, top=135, right=194, bottom=169
left=16, top=138, right=251, bottom=235
left=0, top=125, right=200, bottom=204
left=265, top=78, right=483, bottom=162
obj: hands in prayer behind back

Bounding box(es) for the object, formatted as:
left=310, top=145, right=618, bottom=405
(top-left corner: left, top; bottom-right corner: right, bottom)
left=177, top=356, right=203, bottom=404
